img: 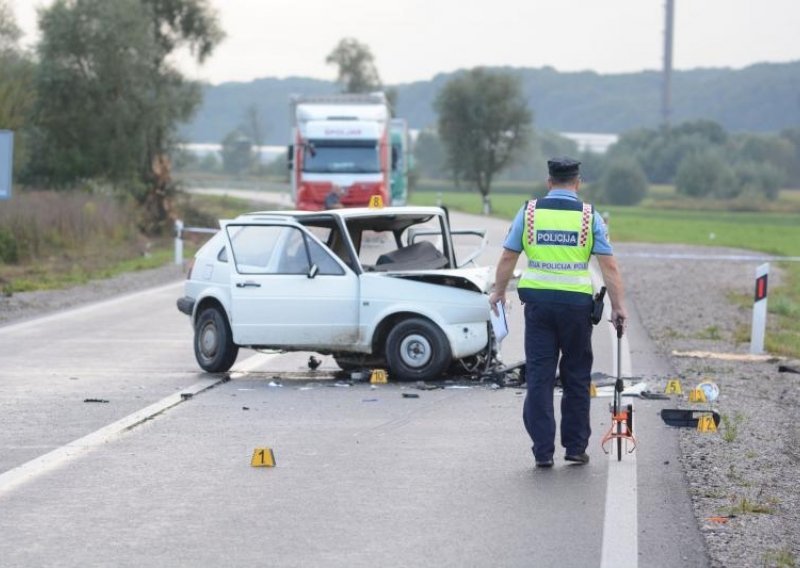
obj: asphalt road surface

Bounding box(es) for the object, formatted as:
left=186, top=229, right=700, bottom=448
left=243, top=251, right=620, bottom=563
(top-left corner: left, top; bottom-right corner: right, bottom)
left=0, top=192, right=707, bottom=567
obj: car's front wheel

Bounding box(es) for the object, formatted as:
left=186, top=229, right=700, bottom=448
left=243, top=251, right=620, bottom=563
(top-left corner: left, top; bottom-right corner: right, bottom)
left=194, top=306, right=239, bottom=373
left=385, top=317, right=451, bottom=381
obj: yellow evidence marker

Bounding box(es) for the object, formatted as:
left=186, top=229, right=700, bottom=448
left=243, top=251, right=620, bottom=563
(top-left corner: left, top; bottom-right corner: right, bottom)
left=688, top=388, right=708, bottom=403
left=250, top=448, right=276, bottom=467
left=589, top=382, right=598, bottom=397
left=697, top=414, right=717, bottom=433
left=665, top=379, right=683, bottom=395
left=368, top=195, right=384, bottom=208
left=370, top=369, right=388, bottom=384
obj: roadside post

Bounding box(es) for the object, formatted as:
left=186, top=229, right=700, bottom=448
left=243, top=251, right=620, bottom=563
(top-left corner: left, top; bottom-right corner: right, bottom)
left=174, top=219, right=184, bottom=265
left=750, top=262, right=769, bottom=354
left=0, top=130, right=13, bottom=201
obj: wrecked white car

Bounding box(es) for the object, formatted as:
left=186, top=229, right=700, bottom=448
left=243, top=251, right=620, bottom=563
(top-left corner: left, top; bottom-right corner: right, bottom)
left=177, top=206, right=494, bottom=381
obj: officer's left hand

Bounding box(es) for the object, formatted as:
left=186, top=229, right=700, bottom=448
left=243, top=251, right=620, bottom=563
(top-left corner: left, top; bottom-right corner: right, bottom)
left=488, top=291, right=505, bottom=316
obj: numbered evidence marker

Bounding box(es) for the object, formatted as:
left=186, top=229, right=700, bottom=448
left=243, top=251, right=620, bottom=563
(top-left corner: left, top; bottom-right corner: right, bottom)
left=250, top=448, right=276, bottom=467
left=664, top=379, right=683, bottom=395
left=697, top=414, right=717, bottom=433
left=370, top=369, right=388, bottom=384
left=368, top=195, right=384, bottom=208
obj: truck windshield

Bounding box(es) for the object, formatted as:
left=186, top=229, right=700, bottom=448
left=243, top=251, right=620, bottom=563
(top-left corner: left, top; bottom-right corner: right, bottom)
left=303, top=140, right=380, bottom=174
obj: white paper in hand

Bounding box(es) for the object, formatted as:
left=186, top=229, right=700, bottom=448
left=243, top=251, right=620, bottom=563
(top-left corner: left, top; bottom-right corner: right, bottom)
left=490, top=301, right=509, bottom=343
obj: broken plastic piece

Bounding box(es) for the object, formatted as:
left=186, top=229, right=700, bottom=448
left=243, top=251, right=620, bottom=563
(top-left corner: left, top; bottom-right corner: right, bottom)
left=83, top=398, right=109, bottom=403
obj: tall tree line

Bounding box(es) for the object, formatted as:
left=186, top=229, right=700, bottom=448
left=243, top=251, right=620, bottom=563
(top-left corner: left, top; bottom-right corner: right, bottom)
left=0, top=0, right=222, bottom=234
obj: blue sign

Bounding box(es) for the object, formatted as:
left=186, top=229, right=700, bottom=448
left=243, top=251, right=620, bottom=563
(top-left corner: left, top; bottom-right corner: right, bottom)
left=0, top=130, right=12, bottom=200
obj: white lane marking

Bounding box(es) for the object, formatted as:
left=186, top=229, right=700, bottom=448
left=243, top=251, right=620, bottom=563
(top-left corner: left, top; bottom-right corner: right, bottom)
left=600, top=447, right=639, bottom=568
left=0, top=281, right=184, bottom=334
left=0, top=350, right=280, bottom=496
left=0, top=376, right=222, bottom=496
left=591, top=261, right=638, bottom=567
left=229, top=352, right=282, bottom=376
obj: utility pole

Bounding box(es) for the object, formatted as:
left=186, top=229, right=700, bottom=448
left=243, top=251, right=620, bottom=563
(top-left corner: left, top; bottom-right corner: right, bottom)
left=662, top=0, right=675, bottom=128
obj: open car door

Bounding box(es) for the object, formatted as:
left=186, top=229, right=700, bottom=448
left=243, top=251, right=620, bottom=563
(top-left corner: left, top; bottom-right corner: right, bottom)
left=222, top=219, right=359, bottom=349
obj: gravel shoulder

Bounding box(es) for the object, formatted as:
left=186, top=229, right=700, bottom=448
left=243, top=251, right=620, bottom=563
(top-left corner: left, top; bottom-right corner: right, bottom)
left=1, top=244, right=798, bottom=567
left=617, top=243, right=799, bottom=568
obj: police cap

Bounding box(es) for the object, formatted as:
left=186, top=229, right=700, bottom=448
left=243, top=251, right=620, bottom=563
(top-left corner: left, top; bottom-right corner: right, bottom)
left=547, top=157, right=581, bottom=178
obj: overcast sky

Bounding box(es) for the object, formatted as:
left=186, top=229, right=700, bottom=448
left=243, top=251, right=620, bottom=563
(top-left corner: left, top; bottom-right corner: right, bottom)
left=12, top=0, right=800, bottom=85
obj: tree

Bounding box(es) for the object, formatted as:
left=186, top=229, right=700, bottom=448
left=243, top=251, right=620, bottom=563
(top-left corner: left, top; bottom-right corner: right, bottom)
left=434, top=68, right=532, bottom=213
left=0, top=0, right=20, bottom=52
left=412, top=129, right=447, bottom=179
left=220, top=129, right=253, bottom=175
left=325, top=37, right=397, bottom=113
left=0, top=1, right=34, bottom=172
left=675, top=150, right=735, bottom=198
left=326, top=38, right=382, bottom=94
left=597, top=158, right=648, bottom=205
left=30, top=0, right=223, bottom=233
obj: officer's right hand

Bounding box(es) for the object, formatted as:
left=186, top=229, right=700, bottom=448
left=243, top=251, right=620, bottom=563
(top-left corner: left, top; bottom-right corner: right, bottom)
left=611, top=307, right=628, bottom=333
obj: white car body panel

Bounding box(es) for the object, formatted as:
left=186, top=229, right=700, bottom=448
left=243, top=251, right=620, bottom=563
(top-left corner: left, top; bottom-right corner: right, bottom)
left=182, top=207, right=492, bottom=365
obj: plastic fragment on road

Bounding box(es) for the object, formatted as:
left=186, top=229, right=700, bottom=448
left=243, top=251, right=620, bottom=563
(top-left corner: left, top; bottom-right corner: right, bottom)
left=268, top=380, right=282, bottom=387
left=250, top=448, right=276, bottom=467
left=697, top=380, right=719, bottom=402
left=402, top=393, right=420, bottom=398
left=778, top=365, right=800, bottom=374
left=665, top=379, right=683, bottom=395
left=83, top=398, right=109, bottom=403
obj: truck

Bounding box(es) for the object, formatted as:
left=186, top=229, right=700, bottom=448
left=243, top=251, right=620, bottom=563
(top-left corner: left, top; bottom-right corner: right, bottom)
left=389, top=118, right=410, bottom=206
left=288, top=92, right=391, bottom=210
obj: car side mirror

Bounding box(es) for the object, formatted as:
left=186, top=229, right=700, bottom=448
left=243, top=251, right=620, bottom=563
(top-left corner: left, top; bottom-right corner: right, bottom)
left=307, top=264, right=319, bottom=279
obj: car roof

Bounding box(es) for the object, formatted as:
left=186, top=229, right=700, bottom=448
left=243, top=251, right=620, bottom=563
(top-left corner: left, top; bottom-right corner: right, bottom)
left=236, top=206, right=446, bottom=221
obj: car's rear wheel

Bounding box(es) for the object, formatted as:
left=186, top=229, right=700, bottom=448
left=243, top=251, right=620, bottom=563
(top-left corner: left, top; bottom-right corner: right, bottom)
left=385, top=317, right=451, bottom=381
left=194, top=306, right=239, bottom=373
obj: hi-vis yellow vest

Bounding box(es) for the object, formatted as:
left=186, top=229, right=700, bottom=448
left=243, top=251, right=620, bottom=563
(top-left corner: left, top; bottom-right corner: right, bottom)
left=518, top=198, right=594, bottom=296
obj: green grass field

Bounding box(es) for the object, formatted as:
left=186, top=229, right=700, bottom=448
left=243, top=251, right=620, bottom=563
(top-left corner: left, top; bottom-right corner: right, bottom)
left=409, top=187, right=800, bottom=357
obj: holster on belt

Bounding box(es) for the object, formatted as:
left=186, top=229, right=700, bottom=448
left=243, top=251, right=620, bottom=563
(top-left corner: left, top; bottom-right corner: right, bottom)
left=591, top=286, right=607, bottom=325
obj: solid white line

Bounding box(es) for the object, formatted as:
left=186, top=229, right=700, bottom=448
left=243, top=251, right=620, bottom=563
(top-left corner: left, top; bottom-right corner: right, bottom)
left=229, top=352, right=283, bottom=375
left=600, top=447, right=639, bottom=568
left=0, top=281, right=184, bottom=334
left=591, top=261, right=638, bottom=566
left=0, top=376, right=222, bottom=496
left=0, top=349, right=279, bottom=496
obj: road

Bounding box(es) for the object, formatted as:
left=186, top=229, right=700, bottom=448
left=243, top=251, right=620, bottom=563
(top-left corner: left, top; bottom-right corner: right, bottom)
left=0, top=191, right=707, bottom=567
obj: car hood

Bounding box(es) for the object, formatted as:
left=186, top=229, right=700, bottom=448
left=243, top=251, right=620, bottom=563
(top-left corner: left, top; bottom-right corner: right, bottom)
left=382, top=266, right=493, bottom=293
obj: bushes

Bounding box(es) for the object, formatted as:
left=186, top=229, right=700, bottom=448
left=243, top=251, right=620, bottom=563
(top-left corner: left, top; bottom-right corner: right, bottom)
left=595, top=158, right=648, bottom=205
left=676, top=151, right=735, bottom=198
left=0, top=189, right=140, bottom=263
left=0, top=228, right=18, bottom=263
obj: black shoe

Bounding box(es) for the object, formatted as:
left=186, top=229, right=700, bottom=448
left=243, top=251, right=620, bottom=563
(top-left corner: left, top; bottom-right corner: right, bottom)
left=535, top=458, right=554, bottom=468
left=565, top=453, right=590, bottom=465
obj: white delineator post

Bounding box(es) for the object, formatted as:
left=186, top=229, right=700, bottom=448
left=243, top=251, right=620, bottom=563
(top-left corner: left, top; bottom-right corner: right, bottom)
left=174, top=219, right=184, bottom=265
left=750, top=262, right=769, bottom=354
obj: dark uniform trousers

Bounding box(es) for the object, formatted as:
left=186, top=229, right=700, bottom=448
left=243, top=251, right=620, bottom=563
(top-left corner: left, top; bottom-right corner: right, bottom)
left=522, top=300, right=593, bottom=461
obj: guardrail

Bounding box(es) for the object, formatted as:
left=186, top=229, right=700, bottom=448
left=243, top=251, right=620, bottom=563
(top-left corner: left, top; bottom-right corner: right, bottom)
left=174, top=219, right=218, bottom=265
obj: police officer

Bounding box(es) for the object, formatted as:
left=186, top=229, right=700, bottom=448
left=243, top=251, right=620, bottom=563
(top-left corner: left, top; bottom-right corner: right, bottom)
left=489, top=157, right=627, bottom=468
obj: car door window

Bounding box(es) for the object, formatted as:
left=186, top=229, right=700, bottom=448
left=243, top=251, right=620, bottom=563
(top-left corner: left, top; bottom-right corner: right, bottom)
left=227, top=224, right=344, bottom=276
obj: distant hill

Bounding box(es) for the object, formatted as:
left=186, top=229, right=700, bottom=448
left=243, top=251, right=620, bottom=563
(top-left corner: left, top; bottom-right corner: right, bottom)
left=180, top=61, right=800, bottom=145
